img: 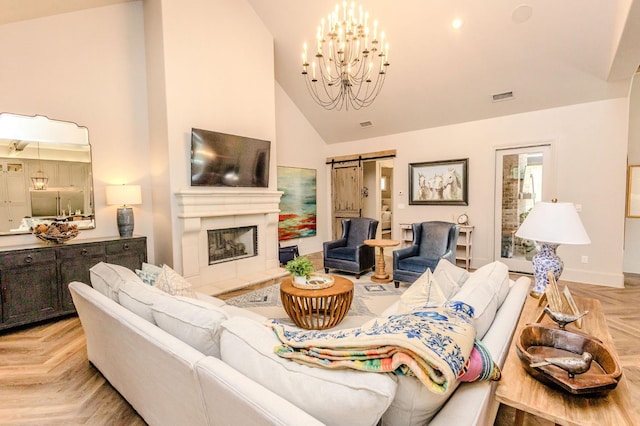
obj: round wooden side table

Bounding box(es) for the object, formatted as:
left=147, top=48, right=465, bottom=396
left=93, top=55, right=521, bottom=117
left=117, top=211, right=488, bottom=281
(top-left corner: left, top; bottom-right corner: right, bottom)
left=280, top=275, right=354, bottom=330
left=364, top=238, right=400, bottom=283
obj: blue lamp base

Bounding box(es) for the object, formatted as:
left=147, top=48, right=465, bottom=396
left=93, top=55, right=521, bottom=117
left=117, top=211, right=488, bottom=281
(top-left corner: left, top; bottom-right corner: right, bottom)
left=116, top=207, right=134, bottom=238
left=530, top=242, right=563, bottom=298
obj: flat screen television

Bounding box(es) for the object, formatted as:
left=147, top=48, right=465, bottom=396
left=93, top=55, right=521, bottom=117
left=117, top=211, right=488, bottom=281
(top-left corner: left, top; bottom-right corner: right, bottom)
left=190, top=128, right=270, bottom=188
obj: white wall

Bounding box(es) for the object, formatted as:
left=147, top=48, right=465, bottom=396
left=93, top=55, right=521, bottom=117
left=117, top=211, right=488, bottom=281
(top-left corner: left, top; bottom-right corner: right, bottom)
left=275, top=83, right=328, bottom=255
left=143, top=0, right=276, bottom=270
left=0, top=3, right=154, bottom=259
left=624, top=74, right=640, bottom=272
left=322, top=99, right=629, bottom=287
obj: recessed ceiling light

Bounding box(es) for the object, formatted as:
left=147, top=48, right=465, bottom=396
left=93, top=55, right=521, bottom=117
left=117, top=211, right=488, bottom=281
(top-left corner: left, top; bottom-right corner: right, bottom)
left=452, top=18, right=463, bottom=29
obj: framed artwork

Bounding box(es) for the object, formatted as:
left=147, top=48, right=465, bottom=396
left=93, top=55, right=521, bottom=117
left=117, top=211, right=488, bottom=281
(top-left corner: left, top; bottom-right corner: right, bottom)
left=409, top=158, right=468, bottom=205
left=627, top=165, right=640, bottom=218
left=277, top=166, right=317, bottom=241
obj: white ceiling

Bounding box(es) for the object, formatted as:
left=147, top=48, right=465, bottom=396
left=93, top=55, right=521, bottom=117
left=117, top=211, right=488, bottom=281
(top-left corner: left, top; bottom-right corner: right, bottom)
left=2, top=1, right=639, bottom=144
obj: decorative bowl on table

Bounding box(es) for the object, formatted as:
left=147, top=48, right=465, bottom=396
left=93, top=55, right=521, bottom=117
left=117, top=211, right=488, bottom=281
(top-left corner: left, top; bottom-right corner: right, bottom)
left=516, top=323, right=622, bottom=395
left=32, top=222, right=79, bottom=244
left=291, top=273, right=335, bottom=290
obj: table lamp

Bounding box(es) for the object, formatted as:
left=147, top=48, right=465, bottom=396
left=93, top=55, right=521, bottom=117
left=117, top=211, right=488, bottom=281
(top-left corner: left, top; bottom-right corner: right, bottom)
left=106, top=184, right=142, bottom=237
left=515, top=199, right=590, bottom=298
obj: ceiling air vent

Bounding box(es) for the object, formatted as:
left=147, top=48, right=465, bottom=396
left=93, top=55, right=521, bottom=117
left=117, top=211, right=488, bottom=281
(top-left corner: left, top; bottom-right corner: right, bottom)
left=492, top=91, right=514, bottom=102
left=360, top=121, right=373, bottom=128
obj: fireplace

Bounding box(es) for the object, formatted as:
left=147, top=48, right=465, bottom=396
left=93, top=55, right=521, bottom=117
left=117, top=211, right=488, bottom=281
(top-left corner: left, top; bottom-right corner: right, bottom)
left=175, top=189, right=286, bottom=294
left=208, top=226, right=257, bottom=264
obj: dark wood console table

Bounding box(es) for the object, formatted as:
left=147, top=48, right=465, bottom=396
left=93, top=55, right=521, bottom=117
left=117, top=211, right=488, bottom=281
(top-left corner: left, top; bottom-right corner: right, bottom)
left=0, top=236, right=146, bottom=331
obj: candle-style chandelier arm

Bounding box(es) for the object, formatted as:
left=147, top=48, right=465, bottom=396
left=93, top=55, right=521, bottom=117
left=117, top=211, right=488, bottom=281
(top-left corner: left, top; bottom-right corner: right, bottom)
left=301, top=2, right=389, bottom=111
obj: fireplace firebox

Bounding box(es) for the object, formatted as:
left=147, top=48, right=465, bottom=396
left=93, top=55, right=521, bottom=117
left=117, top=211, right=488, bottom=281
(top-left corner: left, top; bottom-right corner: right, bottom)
left=208, top=226, right=257, bottom=265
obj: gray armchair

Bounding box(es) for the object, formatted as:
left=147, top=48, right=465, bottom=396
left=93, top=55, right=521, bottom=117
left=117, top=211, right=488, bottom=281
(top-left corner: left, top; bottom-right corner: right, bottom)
left=323, top=218, right=379, bottom=279
left=393, top=221, right=459, bottom=288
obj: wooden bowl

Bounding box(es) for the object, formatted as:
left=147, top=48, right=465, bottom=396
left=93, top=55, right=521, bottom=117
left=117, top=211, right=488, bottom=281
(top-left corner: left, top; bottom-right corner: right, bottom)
left=32, top=222, right=79, bottom=244
left=516, top=323, right=622, bottom=395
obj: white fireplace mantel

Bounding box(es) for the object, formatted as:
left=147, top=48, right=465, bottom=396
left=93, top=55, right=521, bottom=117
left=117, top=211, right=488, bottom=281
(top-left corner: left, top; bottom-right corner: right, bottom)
left=175, top=188, right=283, bottom=218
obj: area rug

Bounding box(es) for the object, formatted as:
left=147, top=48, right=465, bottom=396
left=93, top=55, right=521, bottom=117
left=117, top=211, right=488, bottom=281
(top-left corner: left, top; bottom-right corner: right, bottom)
left=224, top=275, right=404, bottom=330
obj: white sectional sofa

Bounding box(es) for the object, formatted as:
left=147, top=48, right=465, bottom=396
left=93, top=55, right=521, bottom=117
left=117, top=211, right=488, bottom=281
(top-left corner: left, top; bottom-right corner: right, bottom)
left=69, top=261, right=530, bottom=426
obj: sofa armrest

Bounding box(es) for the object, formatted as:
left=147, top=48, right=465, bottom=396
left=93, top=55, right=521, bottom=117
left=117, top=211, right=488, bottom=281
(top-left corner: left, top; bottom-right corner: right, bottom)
left=428, top=276, right=530, bottom=426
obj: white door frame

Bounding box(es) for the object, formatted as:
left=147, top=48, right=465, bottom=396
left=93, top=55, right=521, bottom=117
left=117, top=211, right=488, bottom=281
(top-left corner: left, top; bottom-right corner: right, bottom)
left=494, top=143, right=554, bottom=273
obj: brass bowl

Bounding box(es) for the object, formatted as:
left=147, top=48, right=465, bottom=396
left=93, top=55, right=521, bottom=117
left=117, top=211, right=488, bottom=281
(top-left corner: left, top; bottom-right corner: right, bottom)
left=516, top=323, right=622, bottom=395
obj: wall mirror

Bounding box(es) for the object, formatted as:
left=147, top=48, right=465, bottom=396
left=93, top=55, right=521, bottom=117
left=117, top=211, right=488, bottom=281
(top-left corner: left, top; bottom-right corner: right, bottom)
left=0, top=113, right=95, bottom=235
left=627, top=165, right=640, bottom=218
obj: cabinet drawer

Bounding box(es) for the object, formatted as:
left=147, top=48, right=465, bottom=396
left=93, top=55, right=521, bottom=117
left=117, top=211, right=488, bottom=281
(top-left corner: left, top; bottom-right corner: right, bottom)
left=106, top=239, right=145, bottom=256
left=59, top=244, right=105, bottom=259
left=0, top=249, right=56, bottom=268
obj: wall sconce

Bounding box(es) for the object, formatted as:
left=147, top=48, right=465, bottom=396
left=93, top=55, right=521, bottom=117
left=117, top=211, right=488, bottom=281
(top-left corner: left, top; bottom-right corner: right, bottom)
left=106, top=184, right=142, bottom=237
left=381, top=176, right=388, bottom=191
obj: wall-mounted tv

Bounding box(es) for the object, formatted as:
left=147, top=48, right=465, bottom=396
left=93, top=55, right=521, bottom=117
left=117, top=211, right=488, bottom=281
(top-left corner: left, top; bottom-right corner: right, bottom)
left=190, top=128, right=270, bottom=188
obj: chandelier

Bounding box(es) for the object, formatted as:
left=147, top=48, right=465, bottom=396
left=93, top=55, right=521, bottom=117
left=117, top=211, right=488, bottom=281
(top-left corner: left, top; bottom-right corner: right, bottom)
left=301, top=2, right=390, bottom=111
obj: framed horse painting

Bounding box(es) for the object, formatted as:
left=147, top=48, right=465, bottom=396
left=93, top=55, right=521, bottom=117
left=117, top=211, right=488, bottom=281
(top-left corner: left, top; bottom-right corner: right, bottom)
left=409, top=158, right=468, bottom=205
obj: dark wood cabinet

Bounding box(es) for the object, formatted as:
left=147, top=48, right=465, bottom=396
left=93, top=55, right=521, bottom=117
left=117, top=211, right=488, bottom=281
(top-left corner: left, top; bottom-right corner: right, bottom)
left=0, top=236, right=146, bottom=331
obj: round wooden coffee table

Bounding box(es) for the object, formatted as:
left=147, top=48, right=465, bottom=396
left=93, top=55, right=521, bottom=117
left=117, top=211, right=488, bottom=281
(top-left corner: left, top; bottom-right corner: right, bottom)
left=364, top=238, right=400, bottom=283
left=280, top=275, right=354, bottom=330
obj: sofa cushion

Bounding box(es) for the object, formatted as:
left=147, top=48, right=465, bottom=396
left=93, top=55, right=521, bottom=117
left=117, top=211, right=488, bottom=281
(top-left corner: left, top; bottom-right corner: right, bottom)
left=453, top=261, right=510, bottom=339
left=153, top=264, right=197, bottom=298
left=118, top=278, right=171, bottom=323
left=89, top=261, right=143, bottom=302
left=433, top=259, right=470, bottom=298
left=220, top=317, right=397, bottom=426
left=382, top=375, right=459, bottom=426
left=327, top=246, right=356, bottom=261
left=152, top=296, right=229, bottom=358
left=398, top=256, right=438, bottom=273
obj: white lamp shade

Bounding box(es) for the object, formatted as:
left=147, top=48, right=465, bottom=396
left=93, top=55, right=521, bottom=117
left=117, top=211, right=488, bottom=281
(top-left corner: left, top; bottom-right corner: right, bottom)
left=106, top=185, right=142, bottom=206
left=515, top=201, right=590, bottom=245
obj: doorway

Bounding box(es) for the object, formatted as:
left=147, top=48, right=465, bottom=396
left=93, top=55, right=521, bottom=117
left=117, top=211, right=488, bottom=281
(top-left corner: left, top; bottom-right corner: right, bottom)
left=328, top=151, right=396, bottom=240
left=494, top=145, right=552, bottom=272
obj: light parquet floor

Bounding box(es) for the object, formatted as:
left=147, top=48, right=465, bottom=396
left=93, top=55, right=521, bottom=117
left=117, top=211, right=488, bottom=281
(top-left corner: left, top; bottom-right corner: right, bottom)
left=0, top=270, right=637, bottom=425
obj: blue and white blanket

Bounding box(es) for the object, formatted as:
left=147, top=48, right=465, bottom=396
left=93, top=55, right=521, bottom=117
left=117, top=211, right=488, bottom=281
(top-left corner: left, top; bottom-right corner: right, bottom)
left=270, top=300, right=497, bottom=394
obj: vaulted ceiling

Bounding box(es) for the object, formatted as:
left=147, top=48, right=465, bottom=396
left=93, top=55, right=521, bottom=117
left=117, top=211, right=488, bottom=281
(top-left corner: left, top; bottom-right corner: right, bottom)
left=247, top=0, right=640, bottom=143
left=2, top=0, right=639, bottom=144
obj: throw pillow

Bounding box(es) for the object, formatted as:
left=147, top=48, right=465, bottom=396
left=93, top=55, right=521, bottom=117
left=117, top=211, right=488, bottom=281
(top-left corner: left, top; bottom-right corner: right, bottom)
left=398, top=269, right=447, bottom=313
left=433, top=259, right=470, bottom=298
left=454, top=261, right=510, bottom=339
left=89, top=262, right=143, bottom=302
left=457, top=340, right=501, bottom=382
left=152, top=296, right=229, bottom=358
left=135, top=262, right=162, bottom=285
left=153, top=264, right=197, bottom=298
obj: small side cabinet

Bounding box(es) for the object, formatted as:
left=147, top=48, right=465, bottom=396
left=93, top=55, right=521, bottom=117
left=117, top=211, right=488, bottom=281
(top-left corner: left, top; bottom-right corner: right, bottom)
left=0, top=236, right=147, bottom=331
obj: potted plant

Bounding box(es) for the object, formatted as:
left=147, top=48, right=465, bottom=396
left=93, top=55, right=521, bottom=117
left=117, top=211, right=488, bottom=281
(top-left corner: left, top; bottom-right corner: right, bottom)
left=285, top=256, right=314, bottom=284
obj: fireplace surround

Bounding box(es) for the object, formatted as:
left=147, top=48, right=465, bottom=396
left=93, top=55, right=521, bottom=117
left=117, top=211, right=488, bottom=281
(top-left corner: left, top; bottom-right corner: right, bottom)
left=175, top=189, right=286, bottom=294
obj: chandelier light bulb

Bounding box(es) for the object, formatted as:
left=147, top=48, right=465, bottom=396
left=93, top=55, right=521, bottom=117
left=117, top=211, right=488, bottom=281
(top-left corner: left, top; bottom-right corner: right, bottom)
left=301, top=3, right=390, bottom=110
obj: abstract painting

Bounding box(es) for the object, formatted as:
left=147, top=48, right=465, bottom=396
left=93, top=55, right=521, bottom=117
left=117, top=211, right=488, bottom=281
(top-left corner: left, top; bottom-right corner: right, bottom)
left=277, top=166, right=317, bottom=240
